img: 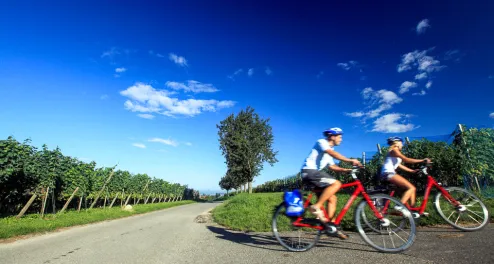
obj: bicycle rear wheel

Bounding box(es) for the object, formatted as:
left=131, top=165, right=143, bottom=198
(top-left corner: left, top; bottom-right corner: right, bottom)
left=434, top=187, right=489, bottom=231
left=354, top=194, right=416, bottom=253
left=272, top=202, right=321, bottom=252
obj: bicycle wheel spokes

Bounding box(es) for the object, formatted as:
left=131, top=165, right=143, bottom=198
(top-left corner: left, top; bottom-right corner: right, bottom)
left=272, top=203, right=321, bottom=252
left=434, top=187, right=489, bottom=231
left=355, top=194, right=416, bottom=253
left=360, top=197, right=406, bottom=234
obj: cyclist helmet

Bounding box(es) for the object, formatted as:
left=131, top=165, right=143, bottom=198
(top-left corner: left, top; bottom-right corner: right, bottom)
left=323, top=127, right=344, bottom=137
left=387, top=136, right=403, bottom=145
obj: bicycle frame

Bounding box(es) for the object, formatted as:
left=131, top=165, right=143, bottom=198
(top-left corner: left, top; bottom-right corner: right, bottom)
left=387, top=167, right=462, bottom=214
left=292, top=176, right=385, bottom=231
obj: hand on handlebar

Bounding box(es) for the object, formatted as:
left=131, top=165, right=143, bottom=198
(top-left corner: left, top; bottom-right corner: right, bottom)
left=423, top=158, right=432, bottom=164
left=350, top=159, right=363, bottom=167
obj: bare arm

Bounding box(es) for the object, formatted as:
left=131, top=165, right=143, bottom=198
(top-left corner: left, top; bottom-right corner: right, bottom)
left=325, top=149, right=362, bottom=166
left=398, top=164, right=416, bottom=173
left=328, top=164, right=352, bottom=173
left=389, top=148, right=426, bottom=164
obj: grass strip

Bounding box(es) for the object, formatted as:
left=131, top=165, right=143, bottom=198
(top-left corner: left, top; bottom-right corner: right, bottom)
left=212, top=192, right=494, bottom=232
left=0, top=200, right=195, bottom=240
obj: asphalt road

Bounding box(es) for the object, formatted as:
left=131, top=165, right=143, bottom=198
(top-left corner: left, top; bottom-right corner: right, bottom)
left=0, top=202, right=492, bottom=264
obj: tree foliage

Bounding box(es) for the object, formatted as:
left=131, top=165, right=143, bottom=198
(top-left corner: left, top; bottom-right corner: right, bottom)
left=217, top=106, right=278, bottom=193
left=0, top=136, right=199, bottom=216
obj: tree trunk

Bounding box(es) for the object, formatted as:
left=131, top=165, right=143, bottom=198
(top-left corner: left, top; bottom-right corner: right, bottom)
left=248, top=181, right=253, bottom=194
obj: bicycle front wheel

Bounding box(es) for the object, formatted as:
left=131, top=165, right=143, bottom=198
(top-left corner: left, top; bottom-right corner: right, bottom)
left=354, top=194, right=416, bottom=253
left=434, top=187, right=490, bottom=231
left=272, top=202, right=321, bottom=252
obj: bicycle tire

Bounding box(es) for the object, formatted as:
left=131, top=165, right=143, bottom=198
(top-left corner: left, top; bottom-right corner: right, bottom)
left=354, top=194, right=416, bottom=253
left=434, top=187, right=490, bottom=231
left=272, top=202, right=321, bottom=252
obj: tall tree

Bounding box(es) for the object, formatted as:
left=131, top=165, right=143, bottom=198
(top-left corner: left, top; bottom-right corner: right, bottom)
left=217, top=106, right=278, bottom=193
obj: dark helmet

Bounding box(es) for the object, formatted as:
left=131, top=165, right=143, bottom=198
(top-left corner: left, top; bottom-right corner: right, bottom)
left=387, top=136, right=403, bottom=145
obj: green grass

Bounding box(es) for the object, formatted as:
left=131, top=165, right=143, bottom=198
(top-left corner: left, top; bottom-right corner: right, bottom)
left=0, top=200, right=195, bottom=240
left=212, top=192, right=494, bottom=232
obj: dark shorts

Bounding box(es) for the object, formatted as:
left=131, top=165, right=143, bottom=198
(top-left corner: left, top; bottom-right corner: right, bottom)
left=301, top=169, right=337, bottom=190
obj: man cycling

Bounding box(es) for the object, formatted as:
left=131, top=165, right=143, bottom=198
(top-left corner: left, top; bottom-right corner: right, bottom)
left=301, top=127, right=362, bottom=239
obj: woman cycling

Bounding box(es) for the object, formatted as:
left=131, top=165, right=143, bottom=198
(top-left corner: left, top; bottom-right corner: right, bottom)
left=380, top=137, right=431, bottom=208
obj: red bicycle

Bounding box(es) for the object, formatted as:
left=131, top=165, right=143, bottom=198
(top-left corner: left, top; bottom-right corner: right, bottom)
left=272, top=167, right=417, bottom=253
left=368, top=163, right=490, bottom=232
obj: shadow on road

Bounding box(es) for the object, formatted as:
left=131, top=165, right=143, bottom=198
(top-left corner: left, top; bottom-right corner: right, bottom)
left=415, top=226, right=461, bottom=233
left=206, top=225, right=387, bottom=254
left=206, top=226, right=287, bottom=252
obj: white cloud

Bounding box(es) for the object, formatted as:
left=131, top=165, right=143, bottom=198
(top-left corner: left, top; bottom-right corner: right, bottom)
left=120, top=82, right=235, bottom=117
left=337, top=60, right=360, bottom=71
left=425, top=81, right=432, bottom=89
left=149, top=50, right=165, bottom=58
left=344, top=111, right=365, bottom=117
left=416, top=19, right=430, bottom=34
left=412, top=90, right=427, bottom=96
left=165, top=80, right=219, bottom=93
left=248, top=68, right=254, bottom=76
left=345, top=87, right=403, bottom=119
left=169, top=53, right=188, bottom=67
left=132, top=143, right=146, bottom=149
left=115, top=67, right=126, bottom=73
left=227, top=69, right=244, bottom=80
left=185, top=142, right=192, bottom=146
left=265, top=67, right=272, bottom=75
left=399, top=81, right=418, bottom=94
left=415, top=72, right=427, bottom=80
left=397, top=49, right=444, bottom=74
left=374, top=89, right=403, bottom=105
left=137, top=114, right=155, bottom=119
left=100, top=94, right=109, bottom=100
left=372, top=113, right=417, bottom=133
left=101, top=47, right=120, bottom=59
left=444, top=49, right=463, bottom=62
left=148, top=137, right=179, bottom=147
left=490, top=113, right=494, bottom=119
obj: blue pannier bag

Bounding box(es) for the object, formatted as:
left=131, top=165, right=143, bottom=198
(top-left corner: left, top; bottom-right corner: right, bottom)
left=283, top=189, right=304, bottom=217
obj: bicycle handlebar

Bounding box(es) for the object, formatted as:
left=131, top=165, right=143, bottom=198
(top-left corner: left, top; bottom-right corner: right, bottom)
left=349, top=166, right=364, bottom=179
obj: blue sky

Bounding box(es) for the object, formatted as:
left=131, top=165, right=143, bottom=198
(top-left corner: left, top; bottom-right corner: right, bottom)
left=1, top=1, right=493, bottom=193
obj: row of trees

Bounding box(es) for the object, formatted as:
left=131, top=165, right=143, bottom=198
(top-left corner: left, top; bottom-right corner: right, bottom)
left=252, top=125, right=494, bottom=194
left=217, top=106, right=279, bottom=194
left=0, top=136, right=200, bottom=217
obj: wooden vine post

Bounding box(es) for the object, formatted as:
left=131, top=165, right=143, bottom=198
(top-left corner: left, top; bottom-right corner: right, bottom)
left=59, top=187, right=79, bottom=214
left=16, top=192, right=38, bottom=219
left=90, top=164, right=117, bottom=209
left=40, top=187, right=50, bottom=218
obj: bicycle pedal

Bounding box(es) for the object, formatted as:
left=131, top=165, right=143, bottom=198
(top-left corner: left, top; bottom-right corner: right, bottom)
left=422, top=212, right=430, bottom=217
left=412, top=212, right=421, bottom=219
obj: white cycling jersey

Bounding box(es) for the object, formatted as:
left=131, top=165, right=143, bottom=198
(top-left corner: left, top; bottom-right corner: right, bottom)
left=301, top=139, right=336, bottom=171
left=381, top=152, right=402, bottom=174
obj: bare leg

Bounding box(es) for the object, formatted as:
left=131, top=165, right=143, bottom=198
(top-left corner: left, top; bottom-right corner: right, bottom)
left=327, top=195, right=337, bottom=221
left=389, top=174, right=416, bottom=206
left=310, top=181, right=341, bottom=223
left=314, top=181, right=341, bottom=212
